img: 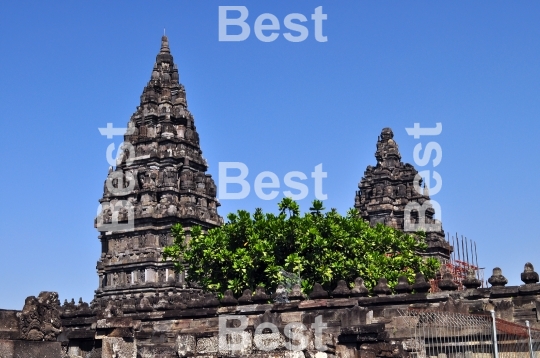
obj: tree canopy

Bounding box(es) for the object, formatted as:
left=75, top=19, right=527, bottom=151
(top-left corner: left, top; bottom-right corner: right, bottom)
left=163, top=198, right=440, bottom=295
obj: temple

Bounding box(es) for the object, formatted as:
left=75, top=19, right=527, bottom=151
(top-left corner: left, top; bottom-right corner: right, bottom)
left=2, top=36, right=540, bottom=358
left=355, top=128, right=451, bottom=261
left=94, top=35, right=223, bottom=301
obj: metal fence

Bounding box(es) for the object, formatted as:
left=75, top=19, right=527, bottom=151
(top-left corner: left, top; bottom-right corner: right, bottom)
left=399, top=310, right=540, bottom=358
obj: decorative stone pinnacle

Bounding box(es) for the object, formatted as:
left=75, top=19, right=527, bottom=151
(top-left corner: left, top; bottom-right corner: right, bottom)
left=395, top=275, right=413, bottom=294
left=373, top=278, right=392, bottom=296
left=521, top=262, right=539, bottom=284
left=309, top=283, right=329, bottom=299
left=252, top=286, right=270, bottom=303
left=488, top=267, right=508, bottom=287
left=412, top=272, right=431, bottom=293
left=237, top=289, right=253, bottom=304
left=331, top=280, right=351, bottom=298
left=203, top=293, right=220, bottom=307
left=220, top=290, right=238, bottom=306
left=288, top=284, right=305, bottom=301
left=438, top=271, right=458, bottom=291
left=350, top=277, right=369, bottom=297
left=462, top=268, right=482, bottom=289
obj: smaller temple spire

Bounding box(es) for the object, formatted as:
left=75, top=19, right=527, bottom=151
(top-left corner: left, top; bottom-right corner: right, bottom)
left=355, top=127, right=451, bottom=261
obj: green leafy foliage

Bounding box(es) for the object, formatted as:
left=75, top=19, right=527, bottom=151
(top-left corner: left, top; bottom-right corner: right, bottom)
left=163, top=199, right=440, bottom=295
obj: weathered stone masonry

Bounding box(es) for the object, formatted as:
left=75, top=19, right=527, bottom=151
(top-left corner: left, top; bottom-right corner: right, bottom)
left=94, top=35, right=223, bottom=302
left=355, top=128, right=451, bottom=261
left=36, top=265, right=540, bottom=357
left=1, top=264, right=539, bottom=357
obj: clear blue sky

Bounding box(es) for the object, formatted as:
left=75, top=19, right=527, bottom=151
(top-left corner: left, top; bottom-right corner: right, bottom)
left=0, top=1, right=539, bottom=309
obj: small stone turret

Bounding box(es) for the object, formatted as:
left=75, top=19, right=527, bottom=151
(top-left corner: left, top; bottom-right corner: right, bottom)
left=488, top=267, right=508, bottom=287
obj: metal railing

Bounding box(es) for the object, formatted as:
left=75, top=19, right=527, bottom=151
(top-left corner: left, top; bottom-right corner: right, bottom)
left=399, top=310, right=540, bottom=358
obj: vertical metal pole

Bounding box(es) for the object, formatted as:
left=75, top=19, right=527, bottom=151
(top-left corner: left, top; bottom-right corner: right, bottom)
left=474, top=241, right=480, bottom=281
left=456, top=233, right=461, bottom=262
left=452, top=235, right=456, bottom=263
left=526, top=320, right=535, bottom=358
left=470, top=239, right=474, bottom=267
left=447, top=232, right=450, bottom=264
left=461, top=235, right=466, bottom=264
left=490, top=310, right=500, bottom=358
left=465, top=236, right=470, bottom=266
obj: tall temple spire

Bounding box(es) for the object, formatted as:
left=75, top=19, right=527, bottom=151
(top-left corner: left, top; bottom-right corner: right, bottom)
left=94, top=36, right=222, bottom=300
left=355, top=128, right=451, bottom=261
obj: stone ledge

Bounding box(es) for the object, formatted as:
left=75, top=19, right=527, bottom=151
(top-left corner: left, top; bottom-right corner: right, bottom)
left=490, top=286, right=519, bottom=298
left=162, top=308, right=218, bottom=318
left=66, top=328, right=96, bottom=339
left=299, top=300, right=327, bottom=309
left=61, top=316, right=97, bottom=327
left=217, top=306, right=237, bottom=314
left=237, top=304, right=274, bottom=314
left=272, top=302, right=301, bottom=311
left=358, top=293, right=429, bottom=306
left=327, top=298, right=358, bottom=308
left=341, top=323, right=385, bottom=335
left=0, top=339, right=62, bottom=358
left=463, top=288, right=491, bottom=300
left=519, top=283, right=540, bottom=295
left=96, top=317, right=140, bottom=329
left=426, top=292, right=451, bottom=301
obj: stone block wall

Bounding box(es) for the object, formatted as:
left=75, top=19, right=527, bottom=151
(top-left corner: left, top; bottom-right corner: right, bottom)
left=0, top=265, right=539, bottom=357
left=58, top=265, right=540, bottom=358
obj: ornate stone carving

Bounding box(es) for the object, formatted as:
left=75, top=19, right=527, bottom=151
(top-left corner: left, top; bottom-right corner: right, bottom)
left=19, top=292, right=62, bottom=341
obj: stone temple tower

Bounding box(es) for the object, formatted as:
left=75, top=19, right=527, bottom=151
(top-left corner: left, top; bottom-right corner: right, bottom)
left=354, top=128, right=451, bottom=261
left=94, top=36, right=223, bottom=300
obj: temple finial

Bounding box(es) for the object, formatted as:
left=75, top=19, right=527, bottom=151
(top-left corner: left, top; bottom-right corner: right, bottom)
left=160, top=34, right=170, bottom=54
left=374, top=127, right=401, bottom=167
